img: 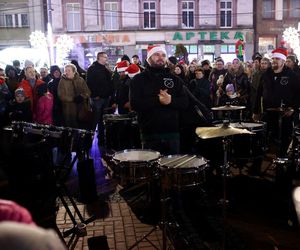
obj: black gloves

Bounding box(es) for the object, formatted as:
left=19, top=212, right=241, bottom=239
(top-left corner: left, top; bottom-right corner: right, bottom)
left=74, top=95, right=84, bottom=103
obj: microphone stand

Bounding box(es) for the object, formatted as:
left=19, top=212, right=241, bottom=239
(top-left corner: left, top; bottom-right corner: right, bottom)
left=183, top=85, right=212, bottom=126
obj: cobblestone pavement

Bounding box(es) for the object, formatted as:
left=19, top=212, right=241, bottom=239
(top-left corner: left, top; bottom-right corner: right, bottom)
left=56, top=200, right=166, bottom=250
left=56, top=139, right=171, bottom=250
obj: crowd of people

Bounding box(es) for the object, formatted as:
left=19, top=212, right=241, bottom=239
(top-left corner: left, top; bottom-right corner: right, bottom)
left=0, top=45, right=299, bottom=167
left=1, top=45, right=300, bottom=248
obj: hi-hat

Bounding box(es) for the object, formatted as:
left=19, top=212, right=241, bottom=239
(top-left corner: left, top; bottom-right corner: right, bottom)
left=266, top=107, right=294, bottom=113
left=196, top=124, right=254, bottom=139
left=211, top=105, right=246, bottom=111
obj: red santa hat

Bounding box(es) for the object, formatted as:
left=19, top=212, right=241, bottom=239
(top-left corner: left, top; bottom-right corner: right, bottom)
left=116, top=60, right=128, bottom=72
left=146, top=45, right=167, bottom=61
left=125, top=64, right=140, bottom=78
left=271, top=47, right=288, bottom=61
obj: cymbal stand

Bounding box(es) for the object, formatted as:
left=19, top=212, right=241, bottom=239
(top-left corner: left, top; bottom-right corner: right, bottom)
left=220, top=137, right=231, bottom=250
left=128, top=177, right=172, bottom=250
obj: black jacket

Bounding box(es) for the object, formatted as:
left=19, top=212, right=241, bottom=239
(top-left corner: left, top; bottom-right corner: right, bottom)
left=254, top=66, right=300, bottom=114
left=86, top=61, right=113, bottom=98
left=130, top=66, right=188, bottom=134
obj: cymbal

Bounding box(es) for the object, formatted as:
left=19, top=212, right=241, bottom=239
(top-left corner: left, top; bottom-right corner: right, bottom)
left=196, top=124, right=254, bottom=139
left=266, top=107, right=294, bottom=112
left=211, top=105, right=246, bottom=111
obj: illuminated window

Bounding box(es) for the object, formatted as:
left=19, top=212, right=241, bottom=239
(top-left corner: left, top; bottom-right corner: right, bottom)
left=144, top=1, right=156, bottom=29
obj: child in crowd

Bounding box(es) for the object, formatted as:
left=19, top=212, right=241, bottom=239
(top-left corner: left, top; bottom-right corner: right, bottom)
left=34, top=83, right=53, bottom=125
left=7, top=88, right=32, bottom=123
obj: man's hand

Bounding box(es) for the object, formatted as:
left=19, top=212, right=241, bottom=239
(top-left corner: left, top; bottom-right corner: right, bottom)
left=158, top=89, right=171, bottom=105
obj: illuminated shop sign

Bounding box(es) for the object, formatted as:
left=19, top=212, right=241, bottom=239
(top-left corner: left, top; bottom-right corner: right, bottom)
left=166, top=30, right=254, bottom=44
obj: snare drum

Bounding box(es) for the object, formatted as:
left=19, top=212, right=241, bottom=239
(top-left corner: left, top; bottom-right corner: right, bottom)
left=160, top=155, right=209, bottom=189
left=112, top=149, right=160, bottom=185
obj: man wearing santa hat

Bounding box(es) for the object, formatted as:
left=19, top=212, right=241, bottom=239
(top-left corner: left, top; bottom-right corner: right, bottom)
left=129, top=45, right=188, bottom=155
left=112, top=60, right=130, bottom=114
left=253, top=47, right=300, bottom=159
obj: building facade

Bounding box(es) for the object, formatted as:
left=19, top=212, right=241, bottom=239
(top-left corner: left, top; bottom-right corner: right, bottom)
left=0, top=0, right=46, bottom=48
left=255, top=0, right=300, bottom=55
left=49, top=0, right=254, bottom=68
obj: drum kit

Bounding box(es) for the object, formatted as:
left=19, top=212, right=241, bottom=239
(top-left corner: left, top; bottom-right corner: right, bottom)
left=107, top=105, right=266, bottom=250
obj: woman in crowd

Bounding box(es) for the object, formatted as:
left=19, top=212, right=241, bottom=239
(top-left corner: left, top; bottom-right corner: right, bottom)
left=57, top=63, right=91, bottom=129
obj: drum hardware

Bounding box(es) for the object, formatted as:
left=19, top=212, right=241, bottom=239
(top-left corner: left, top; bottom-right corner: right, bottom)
left=9, top=121, right=96, bottom=247
left=195, top=120, right=254, bottom=139
left=196, top=120, right=256, bottom=249
left=103, top=114, right=141, bottom=151
left=128, top=171, right=174, bottom=250
left=266, top=103, right=294, bottom=155
left=212, top=104, right=246, bottom=122
left=211, top=104, right=246, bottom=111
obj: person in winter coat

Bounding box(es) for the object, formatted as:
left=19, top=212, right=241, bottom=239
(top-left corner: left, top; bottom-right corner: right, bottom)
left=58, top=63, right=91, bottom=129
left=7, top=88, right=32, bottom=123
left=130, top=45, right=188, bottom=155
left=86, top=52, right=113, bottom=144
left=18, top=66, right=44, bottom=116
left=48, top=65, right=63, bottom=126
left=34, top=83, right=53, bottom=125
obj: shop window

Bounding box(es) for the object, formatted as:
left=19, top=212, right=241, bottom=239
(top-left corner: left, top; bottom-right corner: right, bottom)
left=258, top=37, right=276, bottom=54
left=203, top=45, right=215, bottom=53
left=66, top=3, right=81, bottom=31
left=221, top=44, right=235, bottom=53
left=182, top=1, right=194, bottom=28
left=220, top=0, right=232, bottom=28
left=144, top=1, right=156, bottom=29
left=262, top=0, right=274, bottom=19
left=104, top=2, right=119, bottom=30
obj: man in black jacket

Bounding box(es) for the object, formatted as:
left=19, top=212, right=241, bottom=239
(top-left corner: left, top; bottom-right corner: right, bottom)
left=130, top=46, right=188, bottom=155
left=86, top=52, right=113, bottom=145
left=253, top=48, right=300, bottom=157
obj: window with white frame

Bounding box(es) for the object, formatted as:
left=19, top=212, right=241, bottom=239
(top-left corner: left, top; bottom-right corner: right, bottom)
left=0, top=13, right=29, bottom=28
left=182, top=1, right=194, bottom=28
left=144, top=1, right=156, bottom=29
left=66, top=3, right=81, bottom=31
left=104, top=2, right=119, bottom=30
left=220, top=0, right=232, bottom=28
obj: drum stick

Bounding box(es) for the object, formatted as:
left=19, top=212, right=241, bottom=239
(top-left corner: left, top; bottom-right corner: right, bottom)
left=160, top=154, right=189, bottom=167
left=173, top=155, right=197, bottom=168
